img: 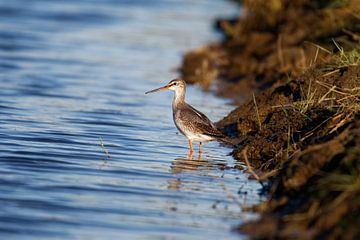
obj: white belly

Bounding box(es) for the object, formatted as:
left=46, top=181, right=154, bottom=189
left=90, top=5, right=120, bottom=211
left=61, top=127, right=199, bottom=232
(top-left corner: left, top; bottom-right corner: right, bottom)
left=183, top=131, right=214, bottom=142
left=174, top=118, right=214, bottom=142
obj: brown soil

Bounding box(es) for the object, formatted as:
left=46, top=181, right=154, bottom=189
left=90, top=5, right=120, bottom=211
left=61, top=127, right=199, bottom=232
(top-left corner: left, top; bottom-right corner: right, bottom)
left=181, top=0, right=359, bottom=103
left=222, top=63, right=360, bottom=239
left=180, top=0, right=360, bottom=239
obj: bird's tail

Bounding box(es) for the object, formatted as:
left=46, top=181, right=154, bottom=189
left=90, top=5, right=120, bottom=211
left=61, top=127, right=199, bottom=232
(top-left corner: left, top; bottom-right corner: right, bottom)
left=217, top=136, right=239, bottom=146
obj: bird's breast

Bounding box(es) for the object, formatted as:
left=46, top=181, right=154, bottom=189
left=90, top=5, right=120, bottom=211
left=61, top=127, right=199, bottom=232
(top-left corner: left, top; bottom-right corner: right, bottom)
left=173, top=110, right=184, bottom=133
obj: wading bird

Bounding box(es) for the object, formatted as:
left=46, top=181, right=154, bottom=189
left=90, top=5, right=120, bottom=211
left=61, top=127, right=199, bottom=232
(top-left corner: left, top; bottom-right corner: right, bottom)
left=145, top=78, right=232, bottom=153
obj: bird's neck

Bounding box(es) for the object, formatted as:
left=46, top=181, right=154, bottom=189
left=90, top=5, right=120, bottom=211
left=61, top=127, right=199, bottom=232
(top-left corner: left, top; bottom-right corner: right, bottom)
left=172, top=89, right=185, bottom=109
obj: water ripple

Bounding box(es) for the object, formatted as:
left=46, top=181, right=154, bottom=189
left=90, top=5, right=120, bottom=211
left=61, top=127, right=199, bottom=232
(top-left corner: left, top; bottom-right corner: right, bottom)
left=0, top=0, right=260, bottom=239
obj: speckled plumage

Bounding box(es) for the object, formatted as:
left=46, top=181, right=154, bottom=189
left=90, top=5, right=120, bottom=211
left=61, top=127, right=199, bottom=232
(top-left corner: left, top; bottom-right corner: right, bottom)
left=146, top=78, right=229, bottom=152
left=173, top=102, right=225, bottom=142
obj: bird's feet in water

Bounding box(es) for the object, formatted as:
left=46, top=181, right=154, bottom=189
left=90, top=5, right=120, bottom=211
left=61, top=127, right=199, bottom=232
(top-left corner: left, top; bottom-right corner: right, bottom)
left=188, top=140, right=193, bottom=154
left=187, top=152, right=202, bottom=160
left=187, top=141, right=204, bottom=159
left=188, top=141, right=203, bottom=153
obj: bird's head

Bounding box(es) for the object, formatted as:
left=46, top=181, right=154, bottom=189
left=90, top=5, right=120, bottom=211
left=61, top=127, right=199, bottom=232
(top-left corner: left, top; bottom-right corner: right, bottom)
left=145, top=78, right=186, bottom=94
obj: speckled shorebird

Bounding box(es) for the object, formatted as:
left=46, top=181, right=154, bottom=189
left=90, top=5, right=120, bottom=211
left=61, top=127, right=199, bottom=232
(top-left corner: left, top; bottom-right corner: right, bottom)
left=145, top=78, right=231, bottom=153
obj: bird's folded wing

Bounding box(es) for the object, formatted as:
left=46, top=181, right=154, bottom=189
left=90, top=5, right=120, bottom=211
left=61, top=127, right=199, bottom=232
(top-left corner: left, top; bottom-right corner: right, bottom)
left=192, top=122, right=226, bottom=138
left=181, top=104, right=215, bottom=127
left=177, top=104, right=225, bottom=138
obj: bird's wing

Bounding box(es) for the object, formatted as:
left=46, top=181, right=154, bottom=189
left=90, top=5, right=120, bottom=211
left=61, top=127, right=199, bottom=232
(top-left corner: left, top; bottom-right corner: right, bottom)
left=183, top=103, right=215, bottom=127
left=179, top=104, right=225, bottom=138
left=192, top=121, right=226, bottom=138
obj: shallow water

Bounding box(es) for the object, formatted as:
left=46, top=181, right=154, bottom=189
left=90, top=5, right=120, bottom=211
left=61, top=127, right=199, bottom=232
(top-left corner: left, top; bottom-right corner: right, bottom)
left=0, top=0, right=262, bottom=239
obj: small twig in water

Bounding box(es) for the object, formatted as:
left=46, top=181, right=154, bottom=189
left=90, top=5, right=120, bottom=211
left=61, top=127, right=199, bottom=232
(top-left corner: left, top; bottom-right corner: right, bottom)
left=99, top=137, right=111, bottom=159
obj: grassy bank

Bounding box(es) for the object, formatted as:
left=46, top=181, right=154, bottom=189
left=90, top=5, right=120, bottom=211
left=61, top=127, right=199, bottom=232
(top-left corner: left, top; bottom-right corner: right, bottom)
left=181, top=0, right=360, bottom=239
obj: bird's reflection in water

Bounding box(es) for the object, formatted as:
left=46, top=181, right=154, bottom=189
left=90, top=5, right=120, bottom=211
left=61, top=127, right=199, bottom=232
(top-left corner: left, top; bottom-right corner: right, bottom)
left=165, top=152, right=250, bottom=218
left=167, top=152, right=227, bottom=190
left=171, top=152, right=210, bottom=174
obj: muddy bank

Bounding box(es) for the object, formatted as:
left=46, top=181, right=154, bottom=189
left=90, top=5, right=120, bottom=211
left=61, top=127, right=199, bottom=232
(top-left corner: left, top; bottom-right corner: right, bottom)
left=222, top=61, right=360, bottom=239
left=181, top=0, right=360, bottom=239
left=182, top=0, right=359, bottom=103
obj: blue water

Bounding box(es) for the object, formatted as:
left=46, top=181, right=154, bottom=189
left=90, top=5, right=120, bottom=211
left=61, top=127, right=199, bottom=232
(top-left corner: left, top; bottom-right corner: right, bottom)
left=0, top=1, right=262, bottom=239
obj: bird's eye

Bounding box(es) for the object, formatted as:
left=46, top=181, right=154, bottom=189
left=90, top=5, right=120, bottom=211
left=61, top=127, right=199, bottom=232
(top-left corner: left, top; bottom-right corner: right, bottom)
left=173, top=82, right=177, bottom=86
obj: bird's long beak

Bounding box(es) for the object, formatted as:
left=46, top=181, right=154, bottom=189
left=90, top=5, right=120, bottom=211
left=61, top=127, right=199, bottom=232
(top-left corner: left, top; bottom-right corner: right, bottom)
left=145, top=85, right=169, bottom=94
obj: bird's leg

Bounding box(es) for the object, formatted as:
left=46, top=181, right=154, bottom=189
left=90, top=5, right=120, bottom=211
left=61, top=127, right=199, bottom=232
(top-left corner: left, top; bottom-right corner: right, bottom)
left=188, top=140, right=193, bottom=153
left=197, top=142, right=202, bottom=160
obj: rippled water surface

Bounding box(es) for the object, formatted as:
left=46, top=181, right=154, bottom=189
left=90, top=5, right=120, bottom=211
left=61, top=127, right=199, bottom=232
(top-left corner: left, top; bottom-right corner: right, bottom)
left=0, top=1, right=262, bottom=239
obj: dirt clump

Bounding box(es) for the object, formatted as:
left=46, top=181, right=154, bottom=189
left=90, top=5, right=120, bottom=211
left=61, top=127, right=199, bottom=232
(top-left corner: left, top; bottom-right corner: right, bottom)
left=181, top=0, right=360, bottom=103
left=239, top=116, right=360, bottom=239
left=224, top=52, right=360, bottom=240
